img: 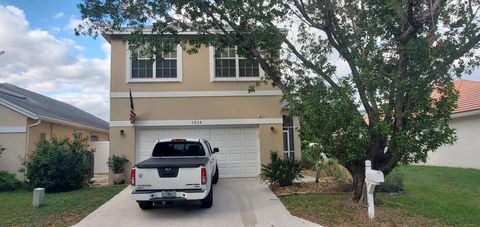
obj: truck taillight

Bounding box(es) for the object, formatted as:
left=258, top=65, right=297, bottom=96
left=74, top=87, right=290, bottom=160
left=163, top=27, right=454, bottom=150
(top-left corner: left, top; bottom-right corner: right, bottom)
left=201, top=166, right=207, bottom=185
left=130, top=168, right=135, bottom=186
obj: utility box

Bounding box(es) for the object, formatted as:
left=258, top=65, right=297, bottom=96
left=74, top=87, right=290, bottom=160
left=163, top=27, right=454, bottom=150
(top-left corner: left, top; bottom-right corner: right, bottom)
left=32, top=188, right=45, bottom=207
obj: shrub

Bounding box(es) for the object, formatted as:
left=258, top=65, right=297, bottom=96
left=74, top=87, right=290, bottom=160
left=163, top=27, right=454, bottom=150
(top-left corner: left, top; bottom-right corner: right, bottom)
left=299, top=155, right=316, bottom=170
left=0, top=171, right=20, bottom=191
left=319, top=159, right=350, bottom=180
left=25, top=137, right=92, bottom=192
left=260, top=151, right=303, bottom=187
left=377, top=170, right=404, bottom=193
left=107, top=155, right=129, bottom=173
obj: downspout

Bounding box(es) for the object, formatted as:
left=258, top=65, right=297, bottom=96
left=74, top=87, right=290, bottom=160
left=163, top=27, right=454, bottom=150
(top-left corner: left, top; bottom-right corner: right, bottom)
left=24, top=118, right=41, bottom=181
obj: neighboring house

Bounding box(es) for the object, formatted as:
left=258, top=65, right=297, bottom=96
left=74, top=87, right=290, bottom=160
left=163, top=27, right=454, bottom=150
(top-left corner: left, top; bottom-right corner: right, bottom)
left=426, top=80, right=480, bottom=169
left=103, top=30, right=301, bottom=180
left=0, top=83, right=109, bottom=180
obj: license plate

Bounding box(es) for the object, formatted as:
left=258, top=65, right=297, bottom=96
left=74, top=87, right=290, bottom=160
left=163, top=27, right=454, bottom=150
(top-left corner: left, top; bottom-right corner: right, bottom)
left=161, top=191, right=176, bottom=198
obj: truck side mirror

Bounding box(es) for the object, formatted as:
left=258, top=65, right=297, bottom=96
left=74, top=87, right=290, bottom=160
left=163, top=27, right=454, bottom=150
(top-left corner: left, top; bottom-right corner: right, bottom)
left=213, top=148, right=219, bottom=153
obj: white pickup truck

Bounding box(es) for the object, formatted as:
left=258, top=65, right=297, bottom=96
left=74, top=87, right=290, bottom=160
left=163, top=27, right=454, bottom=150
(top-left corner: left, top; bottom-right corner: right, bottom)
left=130, top=138, right=219, bottom=209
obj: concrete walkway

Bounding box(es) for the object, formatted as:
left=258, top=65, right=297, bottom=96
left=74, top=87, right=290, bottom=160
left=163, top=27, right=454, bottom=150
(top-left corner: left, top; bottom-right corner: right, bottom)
left=75, top=178, right=320, bottom=227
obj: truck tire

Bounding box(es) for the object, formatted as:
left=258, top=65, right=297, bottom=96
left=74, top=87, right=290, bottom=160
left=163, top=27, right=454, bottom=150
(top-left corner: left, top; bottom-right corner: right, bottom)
left=138, top=201, right=153, bottom=210
left=201, top=186, right=213, bottom=208
left=212, top=165, right=219, bottom=184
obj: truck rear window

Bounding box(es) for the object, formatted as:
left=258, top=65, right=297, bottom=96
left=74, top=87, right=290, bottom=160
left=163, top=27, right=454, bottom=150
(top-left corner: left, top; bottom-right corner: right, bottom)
left=152, top=142, right=206, bottom=157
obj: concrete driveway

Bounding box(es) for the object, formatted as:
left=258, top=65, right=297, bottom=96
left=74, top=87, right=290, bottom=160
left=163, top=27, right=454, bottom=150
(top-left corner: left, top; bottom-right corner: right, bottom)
left=75, top=178, right=320, bottom=227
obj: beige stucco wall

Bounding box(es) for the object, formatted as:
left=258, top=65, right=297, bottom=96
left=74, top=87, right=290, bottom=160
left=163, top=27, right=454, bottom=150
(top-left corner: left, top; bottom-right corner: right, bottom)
left=259, top=124, right=284, bottom=164
left=0, top=104, right=27, bottom=127
left=111, top=96, right=283, bottom=121
left=110, top=39, right=277, bottom=93
left=108, top=126, right=135, bottom=184
left=0, top=105, right=28, bottom=180
left=426, top=114, right=480, bottom=169
left=0, top=133, right=26, bottom=180
left=27, top=120, right=109, bottom=156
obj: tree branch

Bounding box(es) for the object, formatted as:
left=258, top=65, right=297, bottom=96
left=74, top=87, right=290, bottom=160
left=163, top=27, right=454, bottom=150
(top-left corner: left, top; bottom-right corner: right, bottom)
left=400, top=0, right=446, bottom=44
left=201, top=2, right=289, bottom=94
left=283, top=37, right=365, bottom=118
left=322, top=4, right=378, bottom=124
left=430, top=32, right=480, bottom=78
left=291, top=0, right=326, bottom=30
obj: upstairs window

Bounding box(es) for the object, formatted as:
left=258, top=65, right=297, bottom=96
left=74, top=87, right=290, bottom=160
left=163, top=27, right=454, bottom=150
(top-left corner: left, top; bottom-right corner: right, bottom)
left=127, top=42, right=182, bottom=82
left=131, top=47, right=153, bottom=78
left=215, top=47, right=236, bottom=78
left=210, top=46, right=263, bottom=81
left=155, top=47, right=177, bottom=78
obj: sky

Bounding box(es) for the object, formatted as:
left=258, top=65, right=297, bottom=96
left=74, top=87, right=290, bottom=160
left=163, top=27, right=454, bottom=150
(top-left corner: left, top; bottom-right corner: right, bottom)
left=0, top=1, right=479, bottom=122
left=0, top=0, right=110, bottom=120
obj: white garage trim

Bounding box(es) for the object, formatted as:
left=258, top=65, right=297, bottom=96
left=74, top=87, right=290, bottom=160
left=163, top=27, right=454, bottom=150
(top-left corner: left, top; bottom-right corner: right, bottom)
left=110, top=118, right=282, bottom=127
left=0, top=127, right=26, bottom=133
left=110, top=90, right=282, bottom=98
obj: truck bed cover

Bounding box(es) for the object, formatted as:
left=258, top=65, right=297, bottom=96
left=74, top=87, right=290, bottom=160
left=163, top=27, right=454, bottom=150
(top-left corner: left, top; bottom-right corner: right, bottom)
left=135, top=157, right=209, bottom=168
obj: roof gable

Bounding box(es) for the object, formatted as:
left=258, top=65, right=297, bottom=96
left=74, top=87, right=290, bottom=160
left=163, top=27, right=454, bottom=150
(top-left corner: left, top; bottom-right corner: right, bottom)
left=0, top=83, right=108, bottom=131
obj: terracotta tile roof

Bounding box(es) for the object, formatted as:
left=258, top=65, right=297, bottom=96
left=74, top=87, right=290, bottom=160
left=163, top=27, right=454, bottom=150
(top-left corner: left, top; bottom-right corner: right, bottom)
left=452, top=80, right=480, bottom=114
left=362, top=80, right=480, bottom=124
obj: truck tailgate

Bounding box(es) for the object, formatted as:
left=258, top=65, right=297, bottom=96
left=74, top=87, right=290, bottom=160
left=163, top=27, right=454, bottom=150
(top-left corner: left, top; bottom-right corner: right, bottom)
left=135, top=157, right=208, bottom=190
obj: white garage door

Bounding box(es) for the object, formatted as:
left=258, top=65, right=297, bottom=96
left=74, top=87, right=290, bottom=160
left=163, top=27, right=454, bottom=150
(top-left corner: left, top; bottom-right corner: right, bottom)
left=136, top=126, right=260, bottom=178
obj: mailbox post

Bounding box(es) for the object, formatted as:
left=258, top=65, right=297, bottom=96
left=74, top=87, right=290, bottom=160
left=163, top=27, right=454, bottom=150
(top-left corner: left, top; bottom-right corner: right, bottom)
left=365, top=160, right=384, bottom=219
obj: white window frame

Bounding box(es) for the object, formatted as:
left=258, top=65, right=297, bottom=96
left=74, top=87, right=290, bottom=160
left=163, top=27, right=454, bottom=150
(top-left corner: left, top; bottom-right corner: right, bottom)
left=126, top=43, right=183, bottom=83
left=90, top=134, right=99, bottom=141
left=209, top=46, right=264, bottom=82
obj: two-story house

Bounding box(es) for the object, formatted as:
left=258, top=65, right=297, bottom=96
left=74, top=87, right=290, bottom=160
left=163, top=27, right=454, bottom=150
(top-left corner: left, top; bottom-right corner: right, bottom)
left=103, top=30, right=300, bottom=180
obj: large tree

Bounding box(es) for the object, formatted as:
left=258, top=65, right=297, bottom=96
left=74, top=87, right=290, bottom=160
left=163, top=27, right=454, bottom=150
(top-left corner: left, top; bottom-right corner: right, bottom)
left=77, top=0, right=480, bottom=203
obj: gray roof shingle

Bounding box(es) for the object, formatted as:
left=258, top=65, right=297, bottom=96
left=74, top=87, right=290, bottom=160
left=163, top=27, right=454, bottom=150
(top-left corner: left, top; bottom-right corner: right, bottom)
left=0, top=83, right=108, bottom=131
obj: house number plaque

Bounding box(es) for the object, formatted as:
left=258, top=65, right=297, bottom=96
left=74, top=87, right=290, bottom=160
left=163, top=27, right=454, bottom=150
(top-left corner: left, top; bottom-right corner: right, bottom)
left=192, top=120, right=202, bottom=125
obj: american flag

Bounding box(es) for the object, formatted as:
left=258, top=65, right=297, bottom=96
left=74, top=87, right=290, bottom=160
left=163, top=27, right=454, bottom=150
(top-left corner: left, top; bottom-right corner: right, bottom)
left=129, top=89, right=136, bottom=124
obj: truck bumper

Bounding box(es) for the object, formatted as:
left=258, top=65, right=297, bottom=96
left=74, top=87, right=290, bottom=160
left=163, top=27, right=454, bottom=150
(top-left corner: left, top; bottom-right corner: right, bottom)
left=131, top=189, right=209, bottom=202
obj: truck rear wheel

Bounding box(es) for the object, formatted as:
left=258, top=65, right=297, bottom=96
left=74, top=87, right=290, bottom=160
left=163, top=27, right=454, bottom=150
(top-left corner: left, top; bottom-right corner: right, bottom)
left=138, top=201, right=153, bottom=210
left=201, top=186, right=213, bottom=208
left=212, top=165, right=219, bottom=184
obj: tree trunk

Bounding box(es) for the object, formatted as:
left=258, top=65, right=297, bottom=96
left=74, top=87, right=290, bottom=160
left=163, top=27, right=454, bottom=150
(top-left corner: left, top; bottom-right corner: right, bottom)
left=315, top=160, right=320, bottom=183
left=352, top=172, right=368, bottom=205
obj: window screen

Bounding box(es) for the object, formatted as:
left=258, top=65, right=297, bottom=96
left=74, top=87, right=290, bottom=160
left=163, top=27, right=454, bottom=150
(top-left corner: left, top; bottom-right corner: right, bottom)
left=130, top=43, right=177, bottom=79
left=131, top=47, right=153, bottom=78
left=155, top=44, right=177, bottom=78
left=283, top=115, right=295, bottom=152
left=215, top=47, right=236, bottom=78
left=239, top=58, right=259, bottom=77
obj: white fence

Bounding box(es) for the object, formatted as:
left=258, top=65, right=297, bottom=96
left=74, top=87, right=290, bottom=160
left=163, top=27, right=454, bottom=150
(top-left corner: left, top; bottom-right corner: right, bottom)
left=90, top=141, right=109, bottom=174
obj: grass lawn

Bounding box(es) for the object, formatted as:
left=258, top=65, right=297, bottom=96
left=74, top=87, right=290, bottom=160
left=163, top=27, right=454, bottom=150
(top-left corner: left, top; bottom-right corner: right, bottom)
left=0, top=185, right=126, bottom=227
left=381, top=165, right=480, bottom=226
left=281, top=165, right=480, bottom=226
